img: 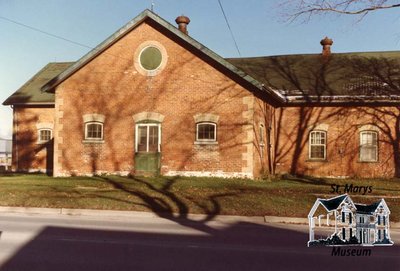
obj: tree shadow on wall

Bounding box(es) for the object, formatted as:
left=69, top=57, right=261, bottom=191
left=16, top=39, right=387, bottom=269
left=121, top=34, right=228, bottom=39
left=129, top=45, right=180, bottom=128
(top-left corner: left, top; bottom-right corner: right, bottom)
left=11, top=102, right=54, bottom=175
left=237, top=54, right=400, bottom=177
left=59, top=48, right=262, bottom=178
left=52, top=31, right=400, bottom=179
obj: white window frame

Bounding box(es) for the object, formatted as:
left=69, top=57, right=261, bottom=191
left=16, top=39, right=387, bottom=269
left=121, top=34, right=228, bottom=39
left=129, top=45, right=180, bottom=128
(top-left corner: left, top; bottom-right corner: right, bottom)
left=135, top=123, right=161, bottom=153
left=308, top=130, right=327, bottom=160
left=84, top=122, right=104, bottom=141
left=196, top=122, right=217, bottom=142
left=359, top=131, right=378, bottom=162
left=38, top=128, right=52, bottom=143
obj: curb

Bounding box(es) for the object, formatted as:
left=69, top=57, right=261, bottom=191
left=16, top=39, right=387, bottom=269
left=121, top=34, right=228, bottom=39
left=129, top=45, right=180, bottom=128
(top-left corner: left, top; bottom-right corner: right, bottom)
left=0, top=206, right=61, bottom=215
left=264, top=216, right=308, bottom=225
left=61, top=208, right=159, bottom=219
left=0, top=206, right=265, bottom=224
left=0, top=206, right=399, bottom=228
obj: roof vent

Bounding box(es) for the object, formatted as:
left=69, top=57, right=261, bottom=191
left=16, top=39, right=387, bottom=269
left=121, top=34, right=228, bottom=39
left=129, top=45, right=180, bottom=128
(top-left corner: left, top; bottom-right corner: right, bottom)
left=175, top=15, right=190, bottom=34
left=320, top=37, right=333, bottom=56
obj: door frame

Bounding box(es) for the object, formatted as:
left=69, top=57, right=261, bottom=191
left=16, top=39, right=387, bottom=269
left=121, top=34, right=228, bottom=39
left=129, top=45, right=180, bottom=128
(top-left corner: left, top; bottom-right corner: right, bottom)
left=135, top=122, right=161, bottom=153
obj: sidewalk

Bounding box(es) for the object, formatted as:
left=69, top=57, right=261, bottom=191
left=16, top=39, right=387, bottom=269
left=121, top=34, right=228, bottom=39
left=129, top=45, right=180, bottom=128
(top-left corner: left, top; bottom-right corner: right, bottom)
left=0, top=206, right=399, bottom=228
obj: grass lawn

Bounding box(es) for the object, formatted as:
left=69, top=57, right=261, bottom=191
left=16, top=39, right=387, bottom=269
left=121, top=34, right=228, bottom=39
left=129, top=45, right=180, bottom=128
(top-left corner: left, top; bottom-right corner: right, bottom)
left=0, top=173, right=399, bottom=221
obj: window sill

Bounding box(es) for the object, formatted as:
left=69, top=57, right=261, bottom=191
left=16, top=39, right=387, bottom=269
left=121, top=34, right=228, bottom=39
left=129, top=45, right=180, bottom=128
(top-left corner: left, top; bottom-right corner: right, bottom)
left=305, top=159, right=328, bottom=162
left=194, top=141, right=218, bottom=145
left=82, top=140, right=105, bottom=144
left=357, top=160, right=379, bottom=163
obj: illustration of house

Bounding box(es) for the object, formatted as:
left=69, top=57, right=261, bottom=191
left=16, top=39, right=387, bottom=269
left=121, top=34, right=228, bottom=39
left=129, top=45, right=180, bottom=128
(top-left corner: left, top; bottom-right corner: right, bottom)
left=3, top=9, right=400, bottom=178
left=308, top=194, right=393, bottom=246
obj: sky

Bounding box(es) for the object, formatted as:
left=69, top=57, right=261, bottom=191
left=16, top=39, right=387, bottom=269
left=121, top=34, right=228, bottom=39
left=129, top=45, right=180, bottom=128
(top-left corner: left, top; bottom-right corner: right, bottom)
left=1, top=0, right=400, bottom=138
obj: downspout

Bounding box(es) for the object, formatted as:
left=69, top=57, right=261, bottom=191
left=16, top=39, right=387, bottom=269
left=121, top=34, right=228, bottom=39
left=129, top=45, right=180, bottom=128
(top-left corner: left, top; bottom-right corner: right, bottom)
left=268, top=124, right=273, bottom=175
left=270, top=106, right=277, bottom=175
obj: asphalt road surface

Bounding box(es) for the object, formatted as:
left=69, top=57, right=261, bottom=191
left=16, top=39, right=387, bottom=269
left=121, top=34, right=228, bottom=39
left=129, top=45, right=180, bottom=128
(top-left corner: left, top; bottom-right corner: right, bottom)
left=0, top=212, right=398, bottom=271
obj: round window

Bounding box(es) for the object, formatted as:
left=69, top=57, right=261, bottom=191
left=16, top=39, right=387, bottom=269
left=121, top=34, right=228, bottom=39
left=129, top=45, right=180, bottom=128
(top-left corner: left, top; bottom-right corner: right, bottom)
left=139, top=46, right=162, bottom=71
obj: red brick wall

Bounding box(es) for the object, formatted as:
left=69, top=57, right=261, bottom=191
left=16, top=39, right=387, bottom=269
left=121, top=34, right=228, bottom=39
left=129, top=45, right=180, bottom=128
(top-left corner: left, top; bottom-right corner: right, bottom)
left=253, top=99, right=275, bottom=177
left=12, top=106, right=54, bottom=172
left=17, top=20, right=397, bottom=179
left=274, top=106, right=399, bottom=178
left=54, top=21, right=254, bottom=177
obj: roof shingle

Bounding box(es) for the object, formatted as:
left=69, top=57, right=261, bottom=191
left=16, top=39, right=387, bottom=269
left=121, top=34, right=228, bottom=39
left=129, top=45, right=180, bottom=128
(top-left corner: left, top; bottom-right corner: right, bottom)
left=226, top=51, right=400, bottom=102
left=3, top=62, right=73, bottom=105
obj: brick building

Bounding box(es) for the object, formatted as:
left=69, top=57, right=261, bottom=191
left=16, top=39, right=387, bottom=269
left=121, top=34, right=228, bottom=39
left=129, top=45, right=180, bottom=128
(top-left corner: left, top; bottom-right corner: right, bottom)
left=3, top=10, right=400, bottom=178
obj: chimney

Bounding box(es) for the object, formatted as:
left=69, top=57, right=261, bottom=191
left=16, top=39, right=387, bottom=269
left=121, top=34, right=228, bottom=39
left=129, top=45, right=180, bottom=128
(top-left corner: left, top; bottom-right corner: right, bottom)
left=320, top=37, right=333, bottom=56
left=175, top=15, right=190, bottom=34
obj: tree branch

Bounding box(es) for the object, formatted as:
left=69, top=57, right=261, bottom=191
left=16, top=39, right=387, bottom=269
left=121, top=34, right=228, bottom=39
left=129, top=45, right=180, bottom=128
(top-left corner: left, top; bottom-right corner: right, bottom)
left=282, top=1, right=400, bottom=22
left=300, top=3, right=400, bottom=15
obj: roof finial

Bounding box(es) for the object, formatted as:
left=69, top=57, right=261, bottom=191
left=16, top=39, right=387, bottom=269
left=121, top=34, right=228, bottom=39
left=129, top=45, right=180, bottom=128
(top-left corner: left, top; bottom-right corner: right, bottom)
left=151, top=1, right=155, bottom=12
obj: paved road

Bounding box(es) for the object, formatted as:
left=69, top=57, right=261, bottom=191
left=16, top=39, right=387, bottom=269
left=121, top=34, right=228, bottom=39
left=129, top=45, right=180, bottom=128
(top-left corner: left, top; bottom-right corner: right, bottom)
left=0, top=212, right=398, bottom=271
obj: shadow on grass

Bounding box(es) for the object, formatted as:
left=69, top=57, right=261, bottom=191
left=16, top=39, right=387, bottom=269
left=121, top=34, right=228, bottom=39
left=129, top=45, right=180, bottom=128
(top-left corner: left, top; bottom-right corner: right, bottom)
left=282, top=175, right=400, bottom=192
left=98, top=175, right=239, bottom=234
left=281, top=174, right=331, bottom=186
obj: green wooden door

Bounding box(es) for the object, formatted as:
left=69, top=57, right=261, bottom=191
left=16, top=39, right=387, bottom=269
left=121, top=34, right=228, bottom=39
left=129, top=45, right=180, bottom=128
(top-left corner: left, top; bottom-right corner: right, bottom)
left=135, top=123, right=160, bottom=175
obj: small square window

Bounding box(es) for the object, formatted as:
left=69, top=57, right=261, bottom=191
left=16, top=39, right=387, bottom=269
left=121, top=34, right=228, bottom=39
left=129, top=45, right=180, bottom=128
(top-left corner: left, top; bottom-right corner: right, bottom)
left=196, top=122, right=217, bottom=142
left=38, top=129, right=52, bottom=143
left=85, top=122, right=103, bottom=140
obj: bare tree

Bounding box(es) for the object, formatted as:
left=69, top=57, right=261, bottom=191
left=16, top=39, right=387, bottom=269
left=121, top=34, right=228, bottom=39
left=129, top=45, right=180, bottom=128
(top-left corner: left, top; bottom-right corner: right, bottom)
left=281, top=0, right=400, bottom=22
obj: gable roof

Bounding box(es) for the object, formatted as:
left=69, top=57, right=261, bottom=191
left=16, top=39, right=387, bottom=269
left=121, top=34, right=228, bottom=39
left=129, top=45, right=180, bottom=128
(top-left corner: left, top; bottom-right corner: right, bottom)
left=39, top=9, right=282, bottom=104
left=355, top=199, right=390, bottom=215
left=4, top=10, right=400, bottom=107
left=355, top=202, right=381, bottom=215
left=227, top=51, right=400, bottom=104
left=319, top=194, right=350, bottom=211
left=309, top=194, right=391, bottom=217
left=3, top=62, right=73, bottom=105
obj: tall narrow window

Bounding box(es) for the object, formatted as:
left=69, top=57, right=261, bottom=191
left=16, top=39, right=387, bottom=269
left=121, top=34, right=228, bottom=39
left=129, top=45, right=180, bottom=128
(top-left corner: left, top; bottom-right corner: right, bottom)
left=259, top=124, right=265, bottom=145
left=309, top=131, right=326, bottom=159
left=342, top=212, right=346, bottom=223
left=342, top=228, right=346, bottom=240
left=38, top=129, right=52, bottom=143
left=196, top=122, right=217, bottom=142
left=360, top=131, right=378, bottom=162
left=85, top=122, right=103, bottom=141
left=349, top=213, right=352, bottom=224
